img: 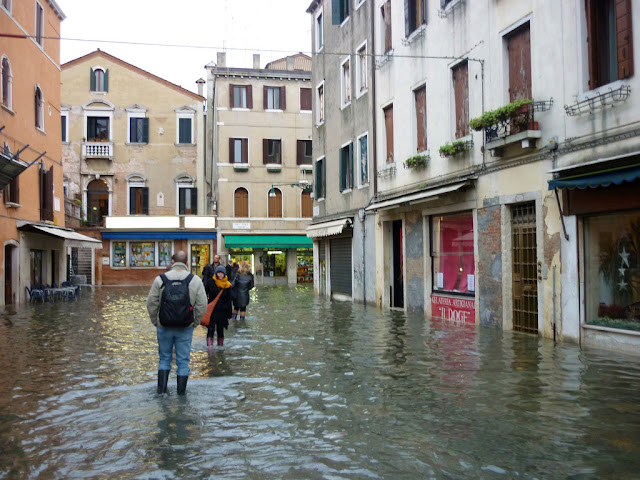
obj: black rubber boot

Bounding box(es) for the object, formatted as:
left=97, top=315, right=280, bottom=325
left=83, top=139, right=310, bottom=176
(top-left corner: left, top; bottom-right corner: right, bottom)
left=157, top=370, right=170, bottom=394
left=177, top=375, right=188, bottom=395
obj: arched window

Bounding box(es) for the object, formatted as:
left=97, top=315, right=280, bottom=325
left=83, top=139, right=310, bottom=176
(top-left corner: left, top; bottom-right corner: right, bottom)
left=268, top=187, right=282, bottom=218
left=234, top=187, right=249, bottom=217
left=34, top=86, right=43, bottom=129
left=1, top=56, right=12, bottom=110
left=301, top=191, right=313, bottom=218
left=86, top=178, right=109, bottom=226
left=90, top=67, right=108, bottom=92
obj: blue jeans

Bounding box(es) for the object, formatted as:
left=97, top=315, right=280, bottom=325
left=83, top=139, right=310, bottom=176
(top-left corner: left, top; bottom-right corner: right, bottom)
left=157, top=326, right=194, bottom=376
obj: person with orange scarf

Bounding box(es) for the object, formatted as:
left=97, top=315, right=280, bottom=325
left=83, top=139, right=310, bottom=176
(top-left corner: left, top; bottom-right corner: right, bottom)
left=204, top=265, right=233, bottom=347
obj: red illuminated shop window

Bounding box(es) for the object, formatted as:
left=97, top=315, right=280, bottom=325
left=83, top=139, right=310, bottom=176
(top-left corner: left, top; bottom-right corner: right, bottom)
left=431, top=212, right=475, bottom=295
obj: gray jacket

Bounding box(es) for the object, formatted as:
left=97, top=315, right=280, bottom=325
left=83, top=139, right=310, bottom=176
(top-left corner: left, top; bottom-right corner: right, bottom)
left=146, top=262, right=207, bottom=327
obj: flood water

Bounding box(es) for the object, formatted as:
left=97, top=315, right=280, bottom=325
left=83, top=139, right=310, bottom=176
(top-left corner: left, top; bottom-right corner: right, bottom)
left=1, top=286, right=640, bottom=479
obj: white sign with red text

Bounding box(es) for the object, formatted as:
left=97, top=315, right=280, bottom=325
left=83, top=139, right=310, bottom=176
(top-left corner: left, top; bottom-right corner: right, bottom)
left=431, top=295, right=476, bottom=325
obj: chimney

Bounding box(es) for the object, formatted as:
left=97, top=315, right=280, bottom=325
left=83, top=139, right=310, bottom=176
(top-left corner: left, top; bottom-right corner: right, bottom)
left=217, top=52, right=226, bottom=68
left=196, top=78, right=205, bottom=96
left=253, top=54, right=261, bottom=70
left=286, top=56, right=295, bottom=71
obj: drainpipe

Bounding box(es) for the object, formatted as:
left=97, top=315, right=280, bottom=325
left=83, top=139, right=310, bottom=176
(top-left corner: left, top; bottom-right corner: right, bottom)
left=370, top=5, right=378, bottom=197
left=553, top=264, right=556, bottom=343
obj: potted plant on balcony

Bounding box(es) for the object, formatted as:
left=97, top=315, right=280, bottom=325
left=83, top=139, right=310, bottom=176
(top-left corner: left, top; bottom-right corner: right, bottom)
left=439, top=140, right=472, bottom=157
left=403, top=154, right=429, bottom=169
left=469, top=99, right=533, bottom=131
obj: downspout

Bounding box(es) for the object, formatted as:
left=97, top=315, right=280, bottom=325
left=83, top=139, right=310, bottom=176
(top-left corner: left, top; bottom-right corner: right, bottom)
left=370, top=4, right=378, bottom=197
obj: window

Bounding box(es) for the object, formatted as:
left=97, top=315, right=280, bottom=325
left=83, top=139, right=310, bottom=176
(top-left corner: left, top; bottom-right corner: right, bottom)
left=229, top=138, right=248, bottom=163
left=230, top=84, right=253, bottom=109
left=332, top=0, right=349, bottom=25
left=301, top=191, right=313, bottom=218
left=61, top=111, right=68, bottom=142
left=431, top=212, right=475, bottom=295
left=585, top=0, right=634, bottom=89
left=3, top=147, right=18, bottom=203
left=178, top=186, right=197, bottom=215
left=87, top=178, right=109, bottom=225
left=87, top=116, right=109, bottom=141
left=406, top=0, right=426, bottom=37
left=357, top=133, right=369, bottom=187
left=382, top=1, right=392, bottom=54
left=315, top=157, right=325, bottom=200
left=130, top=242, right=155, bottom=267
left=356, top=43, right=368, bottom=95
left=263, top=139, right=282, bottom=164
left=341, top=57, right=351, bottom=107
left=316, top=9, right=324, bottom=51
left=300, top=87, right=312, bottom=111
left=297, top=140, right=312, bottom=165
left=176, top=110, right=194, bottom=144
left=452, top=61, right=469, bottom=139
left=506, top=22, right=531, bottom=102
left=112, top=242, right=126, bottom=267
left=39, top=165, right=53, bottom=221
left=414, top=85, right=427, bottom=153
left=158, top=242, right=172, bottom=267
left=34, top=86, right=44, bottom=130
left=90, top=68, right=109, bottom=92
left=340, top=143, right=354, bottom=192
left=1, top=0, right=12, bottom=13
left=129, top=185, right=148, bottom=215
left=234, top=187, right=249, bottom=217
left=383, top=104, right=394, bottom=164
left=1, top=56, right=12, bottom=110
left=316, top=83, right=325, bottom=125
left=584, top=211, right=640, bottom=331
left=268, top=187, right=282, bottom=218
left=129, top=117, right=149, bottom=143
left=35, top=1, right=43, bottom=46
left=264, top=86, right=285, bottom=110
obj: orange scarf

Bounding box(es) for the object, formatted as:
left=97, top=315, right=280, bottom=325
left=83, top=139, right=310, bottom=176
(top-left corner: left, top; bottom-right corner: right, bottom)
left=214, top=276, right=232, bottom=289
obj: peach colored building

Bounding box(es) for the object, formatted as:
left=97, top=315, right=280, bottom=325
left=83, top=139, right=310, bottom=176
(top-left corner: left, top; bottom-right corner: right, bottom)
left=1, top=0, right=100, bottom=305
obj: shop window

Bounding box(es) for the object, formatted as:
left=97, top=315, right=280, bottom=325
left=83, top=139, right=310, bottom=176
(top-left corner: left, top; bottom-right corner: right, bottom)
left=585, top=212, right=640, bottom=331
left=158, top=241, right=172, bottom=267
left=112, top=242, right=126, bottom=267
left=431, top=212, right=475, bottom=294
left=130, top=242, right=155, bottom=267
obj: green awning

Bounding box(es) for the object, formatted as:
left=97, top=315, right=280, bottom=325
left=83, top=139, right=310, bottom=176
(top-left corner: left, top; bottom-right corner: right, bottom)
left=224, top=234, right=312, bottom=249
left=548, top=165, right=640, bottom=190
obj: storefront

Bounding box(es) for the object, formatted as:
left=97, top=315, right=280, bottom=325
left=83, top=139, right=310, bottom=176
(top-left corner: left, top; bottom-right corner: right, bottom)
left=549, top=159, right=640, bottom=351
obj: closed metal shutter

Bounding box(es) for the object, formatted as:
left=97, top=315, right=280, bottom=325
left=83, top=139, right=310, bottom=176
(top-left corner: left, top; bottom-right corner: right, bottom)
left=330, top=236, right=352, bottom=295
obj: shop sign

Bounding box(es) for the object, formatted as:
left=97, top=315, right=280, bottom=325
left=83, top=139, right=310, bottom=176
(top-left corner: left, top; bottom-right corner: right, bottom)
left=233, top=222, right=251, bottom=230
left=431, top=295, right=475, bottom=325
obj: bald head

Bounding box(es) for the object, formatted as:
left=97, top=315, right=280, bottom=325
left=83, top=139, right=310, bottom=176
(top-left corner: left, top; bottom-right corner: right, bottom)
left=172, top=251, right=188, bottom=264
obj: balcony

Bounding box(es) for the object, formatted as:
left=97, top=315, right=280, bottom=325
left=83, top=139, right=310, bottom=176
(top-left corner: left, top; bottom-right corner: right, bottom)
left=83, top=141, right=113, bottom=160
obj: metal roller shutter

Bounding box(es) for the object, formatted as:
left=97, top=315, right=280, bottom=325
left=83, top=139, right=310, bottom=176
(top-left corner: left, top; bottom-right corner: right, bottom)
left=330, top=236, right=352, bottom=295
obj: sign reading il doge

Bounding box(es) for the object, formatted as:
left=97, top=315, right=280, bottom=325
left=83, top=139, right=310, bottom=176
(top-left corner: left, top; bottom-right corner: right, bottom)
left=431, top=295, right=476, bottom=325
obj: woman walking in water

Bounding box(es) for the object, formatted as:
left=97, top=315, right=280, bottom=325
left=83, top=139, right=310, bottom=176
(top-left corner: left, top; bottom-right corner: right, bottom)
left=205, top=265, right=233, bottom=347
left=232, top=261, right=255, bottom=321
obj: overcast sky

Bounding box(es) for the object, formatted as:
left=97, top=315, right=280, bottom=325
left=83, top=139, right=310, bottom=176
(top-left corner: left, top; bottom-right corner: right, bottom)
left=57, top=0, right=312, bottom=94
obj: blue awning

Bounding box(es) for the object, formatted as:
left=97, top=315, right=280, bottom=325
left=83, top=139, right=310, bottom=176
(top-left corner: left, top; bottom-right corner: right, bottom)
left=548, top=165, right=640, bottom=190
left=102, top=231, right=216, bottom=240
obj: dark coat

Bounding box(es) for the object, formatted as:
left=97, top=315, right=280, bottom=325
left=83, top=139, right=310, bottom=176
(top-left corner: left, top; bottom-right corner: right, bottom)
left=202, top=263, right=220, bottom=299
left=233, top=273, right=254, bottom=309
left=206, top=281, right=233, bottom=328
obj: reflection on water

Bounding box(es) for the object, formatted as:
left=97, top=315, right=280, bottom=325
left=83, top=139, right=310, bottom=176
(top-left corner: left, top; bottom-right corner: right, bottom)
left=1, top=286, right=640, bottom=479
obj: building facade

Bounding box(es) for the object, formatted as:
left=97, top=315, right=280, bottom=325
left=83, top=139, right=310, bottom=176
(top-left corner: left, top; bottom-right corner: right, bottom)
left=206, top=53, right=313, bottom=285
left=308, top=0, right=640, bottom=355
left=1, top=0, right=100, bottom=305
left=61, top=50, right=212, bottom=286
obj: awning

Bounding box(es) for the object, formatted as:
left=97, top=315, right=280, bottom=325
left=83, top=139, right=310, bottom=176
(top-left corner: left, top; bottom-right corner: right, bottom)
left=306, top=218, right=352, bottom=238
left=224, top=235, right=312, bottom=249
left=0, top=150, right=28, bottom=190
left=19, top=223, right=102, bottom=249
left=102, top=231, right=216, bottom=240
left=365, top=181, right=469, bottom=211
left=548, top=164, right=640, bottom=190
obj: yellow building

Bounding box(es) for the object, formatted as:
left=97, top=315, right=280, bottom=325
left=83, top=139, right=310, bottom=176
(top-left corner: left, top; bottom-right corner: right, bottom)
left=62, top=50, right=212, bottom=286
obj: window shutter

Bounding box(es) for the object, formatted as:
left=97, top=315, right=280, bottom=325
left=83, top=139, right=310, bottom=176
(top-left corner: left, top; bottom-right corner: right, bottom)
left=297, top=140, right=303, bottom=165
left=263, top=86, right=268, bottom=109
left=339, top=148, right=346, bottom=191
left=422, top=0, right=427, bottom=24
left=87, top=119, right=96, bottom=141
left=90, top=68, right=95, bottom=91
left=616, top=0, right=634, bottom=79
left=300, top=88, right=312, bottom=110
left=348, top=143, right=354, bottom=189
left=44, top=166, right=54, bottom=221
left=263, top=139, right=268, bottom=164
left=129, top=187, right=135, bottom=215
left=404, top=0, right=410, bottom=37
left=242, top=138, right=248, bottom=163
left=585, top=0, right=597, bottom=88
left=332, top=0, right=341, bottom=24
left=179, top=118, right=192, bottom=143
left=229, top=84, right=235, bottom=107
left=142, top=118, right=149, bottom=143
left=61, top=116, right=66, bottom=142
left=322, top=158, right=326, bottom=197
left=229, top=138, right=235, bottom=163
left=247, top=86, right=253, bottom=109
left=191, top=188, right=198, bottom=215
left=280, top=86, right=286, bottom=110
left=104, top=69, right=109, bottom=92
left=315, top=160, right=322, bottom=198
left=142, top=187, right=149, bottom=215
left=129, top=118, right=135, bottom=142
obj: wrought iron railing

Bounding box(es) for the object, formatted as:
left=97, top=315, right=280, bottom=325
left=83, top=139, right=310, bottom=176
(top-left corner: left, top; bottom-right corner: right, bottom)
left=564, top=85, right=630, bottom=116
left=484, top=103, right=538, bottom=144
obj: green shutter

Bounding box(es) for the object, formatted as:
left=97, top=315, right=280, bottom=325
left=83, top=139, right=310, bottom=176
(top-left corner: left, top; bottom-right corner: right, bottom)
left=348, top=143, right=354, bottom=189
left=339, top=148, right=346, bottom=191
left=179, top=118, right=191, bottom=144
left=87, top=118, right=96, bottom=141
left=104, top=69, right=109, bottom=92
left=142, top=118, right=149, bottom=143
left=90, top=68, right=95, bottom=91
left=332, top=0, right=341, bottom=24
left=142, top=187, right=149, bottom=215
left=315, top=160, right=322, bottom=198
left=191, top=188, right=198, bottom=215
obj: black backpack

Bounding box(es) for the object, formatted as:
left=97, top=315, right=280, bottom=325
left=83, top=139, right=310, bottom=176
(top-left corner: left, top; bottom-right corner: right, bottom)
left=158, top=273, right=194, bottom=328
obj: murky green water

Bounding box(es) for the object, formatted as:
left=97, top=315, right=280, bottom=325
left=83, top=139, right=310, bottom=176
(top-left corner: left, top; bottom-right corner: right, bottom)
left=1, top=286, right=639, bottom=479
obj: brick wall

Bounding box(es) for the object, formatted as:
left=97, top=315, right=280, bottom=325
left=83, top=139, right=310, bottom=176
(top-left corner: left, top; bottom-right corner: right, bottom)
left=477, top=199, right=502, bottom=327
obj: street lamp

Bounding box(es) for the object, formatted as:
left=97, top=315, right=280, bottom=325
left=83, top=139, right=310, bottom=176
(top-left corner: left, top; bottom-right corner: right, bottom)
left=269, top=181, right=313, bottom=197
